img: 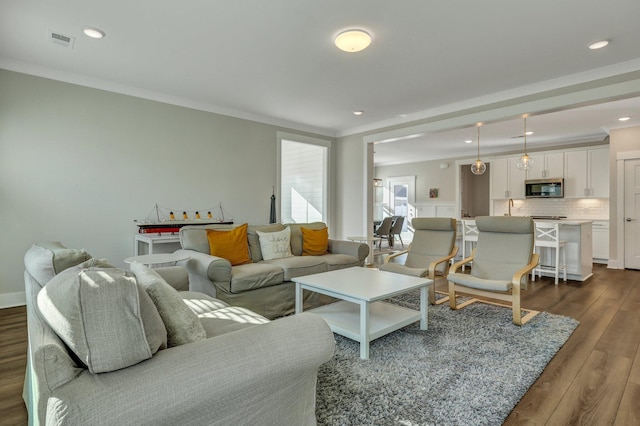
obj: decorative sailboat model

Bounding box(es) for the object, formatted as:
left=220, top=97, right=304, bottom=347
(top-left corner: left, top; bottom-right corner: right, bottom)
left=134, top=203, right=233, bottom=234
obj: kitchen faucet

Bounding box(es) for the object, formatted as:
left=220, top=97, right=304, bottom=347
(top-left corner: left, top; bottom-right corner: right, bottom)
left=508, top=198, right=514, bottom=216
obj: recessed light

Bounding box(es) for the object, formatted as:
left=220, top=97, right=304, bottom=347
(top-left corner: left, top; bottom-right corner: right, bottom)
left=525, top=131, right=533, bottom=136
left=465, top=140, right=473, bottom=144
left=588, top=40, right=609, bottom=50
left=353, top=110, right=364, bottom=116
left=335, top=30, right=371, bottom=53
left=82, top=26, right=105, bottom=39
left=618, top=116, right=631, bottom=121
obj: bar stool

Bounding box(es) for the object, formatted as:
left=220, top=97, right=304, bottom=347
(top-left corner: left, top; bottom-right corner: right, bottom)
left=532, top=222, right=567, bottom=285
left=461, top=219, right=478, bottom=271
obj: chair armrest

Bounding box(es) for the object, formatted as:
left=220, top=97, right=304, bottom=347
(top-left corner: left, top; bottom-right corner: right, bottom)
left=328, top=239, right=369, bottom=263
left=511, top=253, right=540, bottom=287
left=175, top=249, right=231, bottom=297
left=47, top=313, right=335, bottom=426
left=428, top=246, right=459, bottom=278
left=384, top=249, right=409, bottom=264
left=449, top=248, right=476, bottom=274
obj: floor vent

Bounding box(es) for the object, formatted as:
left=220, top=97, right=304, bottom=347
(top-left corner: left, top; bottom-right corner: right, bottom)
left=48, top=30, right=75, bottom=48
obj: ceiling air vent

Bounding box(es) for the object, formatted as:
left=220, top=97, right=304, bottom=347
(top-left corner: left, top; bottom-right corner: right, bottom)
left=48, top=30, right=75, bottom=48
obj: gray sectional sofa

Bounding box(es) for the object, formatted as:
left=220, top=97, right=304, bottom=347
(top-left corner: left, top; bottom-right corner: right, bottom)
left=176, top=222, right=369, bottom=319
left=23, top=242, right=335, bottom=426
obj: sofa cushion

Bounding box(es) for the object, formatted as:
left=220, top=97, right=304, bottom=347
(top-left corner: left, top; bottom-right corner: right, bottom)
left=247, top=223, right=286, bottom=262
left=319, top=253, right=362, bottom=271
left=207, top=223, right=252, bottom=266
left=301, top=227, right=329, bottom=256
left=37, top=266, right=167, bottom=374
left=257, top=227, right=292, bottom=260
left=288, top=222, right=327, bottom=256
left=131, top=263, right=207, bottom=348
left=24, top=242, right=93, bottom=287
left=263, top=256, right=328, bottom=281
left=229, top=263, right=284, bottom=293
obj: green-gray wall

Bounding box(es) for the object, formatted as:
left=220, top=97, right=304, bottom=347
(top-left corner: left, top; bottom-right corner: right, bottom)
left=0, top=70, right=334, bottom=305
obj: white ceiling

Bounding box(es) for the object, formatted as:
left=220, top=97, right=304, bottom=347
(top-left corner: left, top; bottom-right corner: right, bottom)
left=2, top=0, right=640, bottom=165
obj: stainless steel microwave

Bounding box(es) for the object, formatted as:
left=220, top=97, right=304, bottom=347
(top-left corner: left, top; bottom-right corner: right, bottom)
left=525, top=178, right=564, bottom=198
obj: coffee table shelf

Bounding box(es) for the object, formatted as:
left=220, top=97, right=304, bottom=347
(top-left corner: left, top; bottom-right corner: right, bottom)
left=306, top=300, right=423, bottom=342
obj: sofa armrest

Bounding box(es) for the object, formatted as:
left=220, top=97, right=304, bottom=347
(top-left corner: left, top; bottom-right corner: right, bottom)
left=328, top=239, right=369, bottom=263
left=46, top=313, right=335, bottom=426
left=175, top=249, right=232, bottom=298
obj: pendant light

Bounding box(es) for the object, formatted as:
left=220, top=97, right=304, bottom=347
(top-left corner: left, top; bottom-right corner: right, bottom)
left=516, top=116, right=534, bottom=171
left=470, top=123, right=486, bottom=175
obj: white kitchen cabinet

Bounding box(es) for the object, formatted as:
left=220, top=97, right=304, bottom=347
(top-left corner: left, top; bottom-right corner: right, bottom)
left=564, top=147, right=609, bottom=198
left=527, top=152, right=564, bottom=179
left=592, top=220, right=609, bottom=263
left=490, top=157, right=526, bottom=199
left=588, top=148, right=609, bottom=198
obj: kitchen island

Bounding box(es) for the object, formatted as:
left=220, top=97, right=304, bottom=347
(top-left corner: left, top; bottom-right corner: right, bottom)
left=533, top=219, right=593, bottom=282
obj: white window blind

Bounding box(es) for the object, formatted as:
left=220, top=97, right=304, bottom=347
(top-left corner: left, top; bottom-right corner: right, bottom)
left=279, top=137, right=329, bottom=224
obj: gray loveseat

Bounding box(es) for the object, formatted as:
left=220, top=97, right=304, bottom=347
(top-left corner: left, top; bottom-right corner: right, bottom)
left=176, top=222, right=369, bottom=319
left=23, top=242, right=335, bottom=425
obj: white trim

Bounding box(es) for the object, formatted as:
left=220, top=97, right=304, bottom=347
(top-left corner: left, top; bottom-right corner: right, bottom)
left=0, top=292, right=26, bottom=309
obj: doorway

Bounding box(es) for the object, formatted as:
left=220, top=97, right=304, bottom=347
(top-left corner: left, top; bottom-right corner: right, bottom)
left=460, top=163, right=491, bottom=218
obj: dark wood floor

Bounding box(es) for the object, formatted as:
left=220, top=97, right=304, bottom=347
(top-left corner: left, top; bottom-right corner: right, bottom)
left=1, top=264, right=639, bottom=425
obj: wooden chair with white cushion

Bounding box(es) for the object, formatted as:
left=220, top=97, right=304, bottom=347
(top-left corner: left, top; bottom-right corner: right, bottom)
left=379, top=217, right=458, bottom=304
left=447, top=216, right=540, bottom=326
left=531, top=222, right=567, bottom=285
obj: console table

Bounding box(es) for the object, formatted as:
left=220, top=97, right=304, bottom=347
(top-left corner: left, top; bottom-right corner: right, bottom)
left=134, top=234, right=181, bottom=256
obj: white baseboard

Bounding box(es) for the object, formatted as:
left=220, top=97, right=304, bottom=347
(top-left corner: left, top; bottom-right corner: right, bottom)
left=607, top=259, right=621, bottom=269
left=0, top=291, right=26, bottom=309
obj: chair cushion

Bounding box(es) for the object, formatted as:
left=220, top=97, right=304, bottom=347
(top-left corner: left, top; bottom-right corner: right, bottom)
left=301, top=227, right=329, bottom=256
left=447, top=272, right=512, bottom=292
left=131, top=263, right=206, bottom=348
left=24, top=242, right=93, bottom=287
left=180, top=291, right=230, bottom=315
left=257, top=227, right=293, bottom=260
left=379, top=263, right=428, bottom=277
left=199, top=306, right=269, bottom=337
left=412, top=217, right=456, bottom=231
left=37, top=266, right=167, bottom=373
left=207, top=223, right=252, bottom=266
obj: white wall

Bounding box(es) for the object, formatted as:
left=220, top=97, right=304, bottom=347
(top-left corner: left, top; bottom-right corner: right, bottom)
left=375, top=160, right=457, bottom=203
left=0, top=70, right=332, bottom=307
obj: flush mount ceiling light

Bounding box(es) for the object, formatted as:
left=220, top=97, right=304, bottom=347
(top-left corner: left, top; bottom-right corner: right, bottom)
left=471, top=123, right=486, bottom=175
left=82, top=26, right=105, bottom=39
left=516, top=116, right=534, bottom=171
left=588, top=40, right=609, bottom=50
left=619, top=116, right=631, bottom=121
left=353, top=110, right=364, bottom=115
left=335, top=30, right=371, bottom=52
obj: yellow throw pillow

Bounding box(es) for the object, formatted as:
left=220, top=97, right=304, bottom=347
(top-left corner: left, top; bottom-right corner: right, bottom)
left=301, top=227, right=329, bottom=256
left=206, top=224, right=251, bottom=266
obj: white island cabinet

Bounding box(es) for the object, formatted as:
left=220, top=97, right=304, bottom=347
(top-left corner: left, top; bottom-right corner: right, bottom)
left=534, top=220, right=593, bottom=282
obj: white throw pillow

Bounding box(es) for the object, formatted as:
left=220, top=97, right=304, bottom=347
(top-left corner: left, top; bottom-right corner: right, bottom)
left=257, top=227, right=292, bottom=260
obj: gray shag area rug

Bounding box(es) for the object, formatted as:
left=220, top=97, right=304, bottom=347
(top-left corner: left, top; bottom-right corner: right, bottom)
left=315, top=291, right=579, bottom=426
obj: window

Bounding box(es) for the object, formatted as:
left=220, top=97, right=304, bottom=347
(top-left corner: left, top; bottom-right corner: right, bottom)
left=278, top=132, right=331, bottom=224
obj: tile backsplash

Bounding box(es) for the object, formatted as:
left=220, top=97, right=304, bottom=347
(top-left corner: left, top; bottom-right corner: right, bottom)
left=493, top=198, right=609, bottom=220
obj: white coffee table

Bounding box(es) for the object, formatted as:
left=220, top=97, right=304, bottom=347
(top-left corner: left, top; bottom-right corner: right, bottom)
left=293, top=266, right=432, bottom=359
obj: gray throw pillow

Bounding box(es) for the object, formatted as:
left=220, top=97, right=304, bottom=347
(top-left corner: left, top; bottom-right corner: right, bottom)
left=24, top=242, right=93, bottom=286
left=131, top=262, right=207, bottom=347
left=37, top=266, right=167, bottom=373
